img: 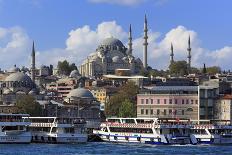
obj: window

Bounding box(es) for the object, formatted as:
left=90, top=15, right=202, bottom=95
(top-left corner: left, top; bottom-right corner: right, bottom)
left=182, top=99, right=185, bottom=104
left=150, top=109, right=153, bottom=115
left=169, top=99, right=172, bottom=104
left=182, top=110, right=185, bottom=115
left=175, top=99, right=178, bottom=104
left=191, top=100, right=194, bottom=104
left=164, top=109, right=166, bottom=115
left=146, top=109, right=149, bottom=115
left=141, top=99, right=144, bottom=104
left=146, top=99, right=149, bottom=104
left=150, top=99, right=153, bottom=104
left=164, top=99, right=167, bottom=104
left=187, top=108, right=193, bottom=112
left=157, top=99, right=160, bottom=104
left=195, top=100, right=198, bottom=104
left=157, top=109, right=160, bottom=115
left=186, top=99, right=189, bottom=104
left=169, top=109, right=172, bottom=114
left=141, top=109, right=144, bottom=115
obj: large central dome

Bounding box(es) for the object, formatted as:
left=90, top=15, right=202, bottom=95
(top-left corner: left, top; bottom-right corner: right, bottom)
left=100, top=37, right=124, bottom=48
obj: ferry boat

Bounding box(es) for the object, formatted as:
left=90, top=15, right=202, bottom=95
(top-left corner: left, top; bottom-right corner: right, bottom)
left=0, top=114, right=32, bottom=144
left=93, top=118, right=197, bottom=145
left=28, top=117, right=88, bottom=143
left=191, top=120, right=232, bottom=144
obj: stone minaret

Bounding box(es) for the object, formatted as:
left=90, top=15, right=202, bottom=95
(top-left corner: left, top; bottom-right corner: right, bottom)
left=187, top=35, right=191, bottom=73
left=128, top=24, right=132, bottom=56
left=170, top=43, right=174, bottom=64
left=31, top=41, right=36, bottom=83
left=143, top=14, right=148, bottom=69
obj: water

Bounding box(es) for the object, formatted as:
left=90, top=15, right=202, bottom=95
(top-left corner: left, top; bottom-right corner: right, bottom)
left=0, top=142, right=231, bottom=155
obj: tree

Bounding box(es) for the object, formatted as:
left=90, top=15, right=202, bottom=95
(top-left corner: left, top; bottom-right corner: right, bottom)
left=57, top=60, right=77, bottom=76
left=105, top=81, right=139, bottom=117
left=118, top=99, right=136, bottom=117
left=169, top=61, right=188, bottom=76
left=16, top=95, right=42, bottom=116
left=207, top=66, right=221, bottom=74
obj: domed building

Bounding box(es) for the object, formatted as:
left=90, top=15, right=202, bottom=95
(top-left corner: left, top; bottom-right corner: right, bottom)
left=64, top=85, right=101, bottom=129
left=79, top=36, right=143, bottom=77
left=4, top=71, right=35, bottom=93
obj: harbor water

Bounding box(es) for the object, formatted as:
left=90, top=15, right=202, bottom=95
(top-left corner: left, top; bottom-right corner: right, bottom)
left=0, top=142, right=231, bottom=155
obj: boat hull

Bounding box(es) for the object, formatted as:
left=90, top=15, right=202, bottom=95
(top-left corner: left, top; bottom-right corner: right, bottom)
left=0, top=132, right=32, bottom=144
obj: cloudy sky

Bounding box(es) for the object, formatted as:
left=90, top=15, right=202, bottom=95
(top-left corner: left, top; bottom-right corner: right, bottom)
left=0, top=0, right=231, bottom=70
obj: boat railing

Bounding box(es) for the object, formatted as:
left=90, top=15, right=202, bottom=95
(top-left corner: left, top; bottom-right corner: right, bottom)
left=31, top=122, right=53, bottom=127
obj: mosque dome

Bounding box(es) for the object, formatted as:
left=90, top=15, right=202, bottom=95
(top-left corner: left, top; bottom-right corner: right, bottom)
left=67, top=88, right=94, bottom=98
left=5, top=72, right=33, bottom=83
left=3, top=89, right=13, bottom=95
left=100, top=37, right=124, bottom=48
left=69, top=70, right=81, bottom=78
left=9, top=65, right=20, bottom=73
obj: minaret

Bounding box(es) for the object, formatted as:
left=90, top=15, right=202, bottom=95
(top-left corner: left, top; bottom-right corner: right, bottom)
left=128, top=24, right=132, bottom=56
left=31, top=41, right=35, bottom=83
left=170, top=43, right=174, bottom=64
left=203, top=63, right=207, bottom=74
left=187, top=35, right=191, bottom=73
left=143, top=14, right=148, bottom=69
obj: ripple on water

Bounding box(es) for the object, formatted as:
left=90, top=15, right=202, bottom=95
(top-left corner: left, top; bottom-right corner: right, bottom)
left=0, top=143, right=232, bottom=155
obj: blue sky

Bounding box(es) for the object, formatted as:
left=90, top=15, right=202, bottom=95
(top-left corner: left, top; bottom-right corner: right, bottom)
left=0, top=0, right=232, bottom=70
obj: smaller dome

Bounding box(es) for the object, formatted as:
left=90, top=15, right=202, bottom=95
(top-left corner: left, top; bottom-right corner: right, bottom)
left=69, top=70, right=81, bottom=78
left=112, top=56, right=121, bottom=63
left=122, top=57, right=128, bottom=62
left=3, top=89, right=12, bottom=95
left=67, top=88, right=94, bottom=98
left=5, top=72, right=32, bottom=83
left=9, top=65, right=20, bottom=73
left=28, top=88, right=37, bottom=95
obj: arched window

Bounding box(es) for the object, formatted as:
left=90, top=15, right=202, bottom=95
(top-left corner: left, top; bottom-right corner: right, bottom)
left=186, top=108, right=193, bottom=112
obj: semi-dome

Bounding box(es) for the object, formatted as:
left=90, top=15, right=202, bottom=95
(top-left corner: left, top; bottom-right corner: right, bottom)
left=100, top=37, right=124, bottom=48
left=67, top=88, right=94, bottom=98
left=112, top=56, right=121, bottom=63
left=5, top=72, right=33, bottom=83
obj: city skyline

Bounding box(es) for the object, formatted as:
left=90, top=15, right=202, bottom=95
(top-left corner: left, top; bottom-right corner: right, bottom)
left=0, top=0, right=231, bottom=70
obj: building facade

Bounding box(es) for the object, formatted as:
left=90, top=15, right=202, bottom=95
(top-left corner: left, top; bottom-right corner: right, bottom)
left=137, top=86, right=199, bottom=120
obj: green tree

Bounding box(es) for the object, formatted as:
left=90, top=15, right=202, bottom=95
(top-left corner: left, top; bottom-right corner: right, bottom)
left=118, top=99, right=136, bottom=117
left=169, top=61, right=188, bottom=76
left=105, top=81, right=138, bottom=117
left=16, top=95, right=42, bottom=116
left=207, top=66, right=221, bottom=74
left=57, top=60, right=77, bottom=75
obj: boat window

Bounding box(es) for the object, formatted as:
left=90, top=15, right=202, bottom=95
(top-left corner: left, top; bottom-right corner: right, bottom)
left=64, top=128, right=75, bottom=134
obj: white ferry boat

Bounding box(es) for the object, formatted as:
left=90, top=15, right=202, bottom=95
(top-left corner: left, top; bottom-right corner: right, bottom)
left=191, top=120, right=232, bottom=144
left=93, top=118, right=197, bottom=145
left=28, top=117, right=88, bottom=143
left=0, top=114, right=32, bottom=144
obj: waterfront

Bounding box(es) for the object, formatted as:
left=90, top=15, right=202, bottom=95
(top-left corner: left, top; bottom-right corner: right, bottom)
left=0, top=142, right=231, bottom=155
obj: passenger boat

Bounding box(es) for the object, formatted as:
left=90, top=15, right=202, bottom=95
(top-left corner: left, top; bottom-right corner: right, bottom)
left=93, top=118, right=197, bottom=145
left=0, top=114, right=32, bottom=144
left=28, top=117, right=88, bottom=143
left=191, top=120, right=232, bottom=144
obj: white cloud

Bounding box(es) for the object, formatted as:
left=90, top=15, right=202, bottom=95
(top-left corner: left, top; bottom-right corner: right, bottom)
left=0, top=26, right=31, bottom=70
left=89, top=0, right=147, bottom=6
left=0, top=21, right=232, bottom=71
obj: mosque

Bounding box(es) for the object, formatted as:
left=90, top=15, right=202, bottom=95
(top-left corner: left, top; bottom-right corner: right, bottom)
left=78, top=16, right=150, bottom=77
